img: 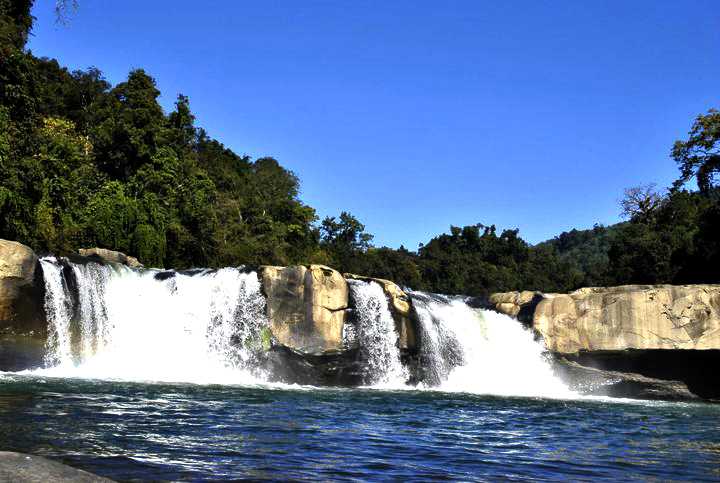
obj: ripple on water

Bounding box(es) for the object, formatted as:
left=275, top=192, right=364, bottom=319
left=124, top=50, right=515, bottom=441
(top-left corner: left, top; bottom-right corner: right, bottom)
left=0, top=375, right=718, bottom=481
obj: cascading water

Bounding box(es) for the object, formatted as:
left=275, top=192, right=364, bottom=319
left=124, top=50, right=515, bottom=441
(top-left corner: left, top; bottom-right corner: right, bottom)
left=347, top=280, right=407, bottom=387
left=411, top=292, right=576, bottom=398
left=36, top=257, right=270, bottom=384
left=36, top=257, right=574, bottom=396
left=39, top=258, right=73, bottom=367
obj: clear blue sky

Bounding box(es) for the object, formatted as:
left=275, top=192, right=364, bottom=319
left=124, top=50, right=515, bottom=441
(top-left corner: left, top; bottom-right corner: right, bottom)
left=28, top=1, right=720, bottom=248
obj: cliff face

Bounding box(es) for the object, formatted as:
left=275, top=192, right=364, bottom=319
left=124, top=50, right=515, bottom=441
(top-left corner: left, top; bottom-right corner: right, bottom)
left=489, top=285, right=720, bottom=353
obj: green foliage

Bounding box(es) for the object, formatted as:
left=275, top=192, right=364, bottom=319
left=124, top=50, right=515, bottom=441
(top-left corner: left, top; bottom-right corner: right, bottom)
left=673, top=109, right=720, bottom=193
left=320, top=211, right=374, bottom=273
left=91, top=69, right=166, bottom=180
left=1, top=9, right=718, bottom=295
left=0, top=0, right=33, bottom=50
left=0, top=22, right=320, bottom=270
left=607, top=189, right=718, bottom=285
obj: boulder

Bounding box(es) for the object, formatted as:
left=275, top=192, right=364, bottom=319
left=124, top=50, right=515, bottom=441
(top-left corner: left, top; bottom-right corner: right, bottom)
left=77, top=248, right=143, bottom=268
left=0, top=240, right=45, bottom=370
left=0, top=452, right=111, bottom=482
left=534, top=285, right=720, bottom=354
left=261, top=265, right=348, bottom=354
left=487, top=290, right=544, bottom=326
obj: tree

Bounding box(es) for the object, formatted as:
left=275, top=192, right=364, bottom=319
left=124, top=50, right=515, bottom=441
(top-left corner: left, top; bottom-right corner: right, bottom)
left=91, top=69, right=165, bottom=180
left=620, top=183, right=664, bottom=220
left=320, top=212, right=373, bottom=272
left=0, top=0, right=34, bottom=50
left=54, top=0, right=78, bottom=25
left=673, top=109, right=720, bottom=193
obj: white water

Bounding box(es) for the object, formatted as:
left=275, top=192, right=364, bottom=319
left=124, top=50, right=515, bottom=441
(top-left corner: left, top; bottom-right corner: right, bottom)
left=411, top=292, right=576, bottom=399
left=348, top=280, right=407, bottom=387
left=35, top=258, right=270, bottom=385
left=39, top=258, right=73, bottom=367
left=35, top=258, right=575, bottom=397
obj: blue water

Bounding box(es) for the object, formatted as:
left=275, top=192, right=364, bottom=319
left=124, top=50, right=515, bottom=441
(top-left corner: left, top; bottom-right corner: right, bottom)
left=0, top=375, right=718, bottom=481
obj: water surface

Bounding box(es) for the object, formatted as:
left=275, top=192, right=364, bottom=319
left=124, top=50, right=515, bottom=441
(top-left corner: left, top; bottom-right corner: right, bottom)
left=0, top=375, right=718, bottom=481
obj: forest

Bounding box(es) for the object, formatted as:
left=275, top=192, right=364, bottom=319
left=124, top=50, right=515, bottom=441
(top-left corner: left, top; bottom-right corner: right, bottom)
left=2, top=1, right=719, bottom=296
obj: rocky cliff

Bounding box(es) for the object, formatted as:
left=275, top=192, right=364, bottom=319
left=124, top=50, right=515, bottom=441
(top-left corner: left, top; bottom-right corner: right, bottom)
left=489, top=285, right=720, bottom=398
left=489, top=285, right=720, bottom=353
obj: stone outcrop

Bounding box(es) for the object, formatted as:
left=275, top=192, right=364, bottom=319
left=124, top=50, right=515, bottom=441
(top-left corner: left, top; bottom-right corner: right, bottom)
left=489, top=284, right=720, bottom=400
left=0, top=452, right=112, bottom=482
left=77, top=248, right=143, bottom=268
left=487, top=290, right=543, bottom=326
left=0, top=240, right=39, bottom=325
left=344, top=274, right=417, bottom=350
left=533, top=285, right=720, bottom=354
left=0, top=240, right=45, bottom=370
left=261, top=265, right=348, bottom=355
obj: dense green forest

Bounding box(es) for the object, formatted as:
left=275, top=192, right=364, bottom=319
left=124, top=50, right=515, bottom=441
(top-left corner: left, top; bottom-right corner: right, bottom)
left=2, top=2, right=719, bottom=296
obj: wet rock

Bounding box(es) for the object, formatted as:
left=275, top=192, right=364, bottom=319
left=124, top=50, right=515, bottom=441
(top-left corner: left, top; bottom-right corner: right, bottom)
left=0, top=452, right=112, bottom=482
left=564, top=349, right=720, bottom=400
left=77, top=248, right=143, bottom=268
left=263, top=346, right=363, bottom=386
left=553, top=357, right=700, bottom=401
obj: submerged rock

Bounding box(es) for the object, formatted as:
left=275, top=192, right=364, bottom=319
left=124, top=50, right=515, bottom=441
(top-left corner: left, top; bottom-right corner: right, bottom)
left=77, top=247, right=143, bottom=268
left=0, top=452, right=112, bottom=482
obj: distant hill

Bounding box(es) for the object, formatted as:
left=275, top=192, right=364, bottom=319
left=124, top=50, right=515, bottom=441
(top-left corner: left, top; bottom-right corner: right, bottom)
left=537, top=223, right=626, bottom=290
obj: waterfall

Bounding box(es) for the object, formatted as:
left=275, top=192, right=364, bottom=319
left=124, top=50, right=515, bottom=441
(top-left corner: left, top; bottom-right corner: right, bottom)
left=348, top=280, right=407, bottom=387
left=411, top=292, right=576, bottom=398
left=70, top=262, right=114, bottom=359
left=36, top=257, right=574, bottom=397
left=37, top=258, right=269, bottom=384
left=39, top=258, right=73, bottom=367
